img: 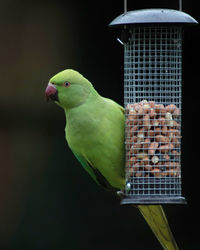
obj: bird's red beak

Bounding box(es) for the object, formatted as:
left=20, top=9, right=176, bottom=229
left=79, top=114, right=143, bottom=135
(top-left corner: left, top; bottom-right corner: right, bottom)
left=45, top=83, right=58, bottom=102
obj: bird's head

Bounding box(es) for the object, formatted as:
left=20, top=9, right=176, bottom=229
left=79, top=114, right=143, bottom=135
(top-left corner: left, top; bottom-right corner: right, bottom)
left=45, top=69, right=93, bottom=109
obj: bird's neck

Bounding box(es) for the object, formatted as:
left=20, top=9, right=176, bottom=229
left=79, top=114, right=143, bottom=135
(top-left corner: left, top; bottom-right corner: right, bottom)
left=63, top=87, right=101, bottom=118
left=63, top=88, right=103, bottom=143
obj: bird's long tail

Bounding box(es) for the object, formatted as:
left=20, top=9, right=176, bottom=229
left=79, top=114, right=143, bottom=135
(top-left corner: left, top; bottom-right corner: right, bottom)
left=138, top=205, right=178, bottom=250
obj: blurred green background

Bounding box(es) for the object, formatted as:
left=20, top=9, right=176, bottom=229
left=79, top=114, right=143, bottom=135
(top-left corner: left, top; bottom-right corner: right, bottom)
left=0, top=0, right=199, bottom=249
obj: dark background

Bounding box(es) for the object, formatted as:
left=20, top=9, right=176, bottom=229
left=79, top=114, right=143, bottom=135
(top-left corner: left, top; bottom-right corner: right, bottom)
left=0, top=0, right=199, bottom=249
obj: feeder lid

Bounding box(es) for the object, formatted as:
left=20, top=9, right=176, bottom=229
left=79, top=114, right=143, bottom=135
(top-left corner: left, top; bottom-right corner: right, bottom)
left=109, top=8, right=198, bottom=27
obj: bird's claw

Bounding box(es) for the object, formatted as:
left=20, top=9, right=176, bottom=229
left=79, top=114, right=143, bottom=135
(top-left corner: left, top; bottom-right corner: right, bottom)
left=116, top=190, right=126, bottom=198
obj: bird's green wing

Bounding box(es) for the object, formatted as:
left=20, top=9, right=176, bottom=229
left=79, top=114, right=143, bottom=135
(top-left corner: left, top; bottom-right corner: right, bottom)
left=119, top=104, right=125, bottom=113
left=138, top=205, right=179, bottom=250
left=72, top=150, right=98, bottom=184
left=71, top=149, right=117, bottom=191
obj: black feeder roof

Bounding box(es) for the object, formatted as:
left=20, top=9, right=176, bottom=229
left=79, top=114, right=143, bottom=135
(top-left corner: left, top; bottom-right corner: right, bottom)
left=109, top=8, right=198, bottom=27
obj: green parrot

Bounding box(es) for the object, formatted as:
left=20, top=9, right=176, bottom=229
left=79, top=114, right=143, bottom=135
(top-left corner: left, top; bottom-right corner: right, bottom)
left=45, top=69, right=179, bottom=250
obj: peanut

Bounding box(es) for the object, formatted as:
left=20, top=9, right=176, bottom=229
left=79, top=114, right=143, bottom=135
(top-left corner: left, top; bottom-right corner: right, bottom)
left=131, top=125, right=138, bottom=134
left=126, top=104, right=134, bottom=110
left=126, top=138, right=137, bottom=148
left=173, top=108, right=181, bottom=117
left=151, top=168, right=162, bottom=178
left=168, top=129, right=180, bottom=138
left=154, top=104, right=166, bottom=114
left=128, top=109, right=138, bottom=124
left=165, top=162, right=180, bottom=170
left=128, top=167, right=134, bottom=177
left=130, top=143, right=142, bottom=154
left=168, top=169, right=180, bottom=177
left=171, top=150, right=180, bottom=160
left=137, top=128, right=145, bottom=142
left=137, top=152, right=148, bottom=159
left=158, top=144, right=174, bottom=153
left=171, top=137, right=180, bottom=148
left=143, top=138, right=151, bottom=149
left=145, top=165, right=153, bottom=171
left=135, top=172, right=143, bottom=177
left=172, top=120, right=181, bottom=129
left=141, top=156, right=150, bottom=165
left=155, top=127, right=161, bottom=135
left=157, top=116, right=166, bottom=126
left=148, top=142, right=159, bottom=155
left=152, top=120, right=160, bottom=127
left=137, top=107, right=145, bottom=116
left=165, top=104, right=177, bottom=113
left=161, top=171, right=169, bottom=177
left=148, top=101, right=155, bottom=108
left=166, top=104, right=180, bottom=117
left=126, top=151, right=132, bottom=160
left=128, top=156, right=137, bottom=166
left=149, top=108, right=156, bottom=118
left=163, top=154, right=170, bottom=161
left=155, top=135, right=170, bottom=144
left=143, top=104, right=151, bottom=113
left=146, top=130, right=154, bottom=138
left=174, top=166, right=181, bottom=177
left=133, top=163, right=140, bottom=172
left=161, top=126, right=168, bottom=135
left=143, top=114, right=150, bottom=128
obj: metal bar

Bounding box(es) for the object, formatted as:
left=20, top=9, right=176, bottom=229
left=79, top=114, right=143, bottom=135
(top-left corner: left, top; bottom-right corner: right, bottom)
left=124, top=0, right=127, bottom=14
left=179, top=0, right=182, bottom=11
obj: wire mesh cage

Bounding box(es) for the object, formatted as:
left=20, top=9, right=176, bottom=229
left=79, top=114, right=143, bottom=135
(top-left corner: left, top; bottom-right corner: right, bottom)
left=124, top=26, right=182, bottom=203
left=109, top=9, right=198, bottom=204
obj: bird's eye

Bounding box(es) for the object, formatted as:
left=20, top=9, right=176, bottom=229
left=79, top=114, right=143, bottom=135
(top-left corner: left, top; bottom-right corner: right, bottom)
left=64, top=82, right=70, bottom=88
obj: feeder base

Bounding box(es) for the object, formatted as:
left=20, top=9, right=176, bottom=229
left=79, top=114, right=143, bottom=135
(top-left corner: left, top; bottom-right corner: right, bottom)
left=121, top=196, right=187, bottom=205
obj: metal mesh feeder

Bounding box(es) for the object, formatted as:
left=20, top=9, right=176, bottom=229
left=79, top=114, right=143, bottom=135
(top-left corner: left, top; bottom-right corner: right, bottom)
left=109, top=9, right=198, bottom=204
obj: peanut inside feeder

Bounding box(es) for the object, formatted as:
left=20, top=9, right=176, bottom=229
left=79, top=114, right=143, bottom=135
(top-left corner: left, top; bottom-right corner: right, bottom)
left=109, top=9, right=198, bottom=204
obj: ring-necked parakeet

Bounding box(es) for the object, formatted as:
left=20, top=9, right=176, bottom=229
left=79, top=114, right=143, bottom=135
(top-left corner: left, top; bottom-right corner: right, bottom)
left=45, top=69, right=179, bottom=250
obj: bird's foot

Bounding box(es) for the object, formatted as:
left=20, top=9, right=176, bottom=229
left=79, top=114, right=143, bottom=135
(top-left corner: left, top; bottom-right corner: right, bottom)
left=116, top=190, right=126, bottom=198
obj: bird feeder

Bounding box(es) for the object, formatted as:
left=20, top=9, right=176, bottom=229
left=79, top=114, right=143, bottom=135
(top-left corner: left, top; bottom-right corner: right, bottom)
left=109, top=8, right=198, bottom=204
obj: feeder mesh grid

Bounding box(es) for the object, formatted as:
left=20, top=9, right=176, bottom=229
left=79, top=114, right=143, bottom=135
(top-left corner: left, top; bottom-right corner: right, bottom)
left=124, top=27, right=182, bottom=197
